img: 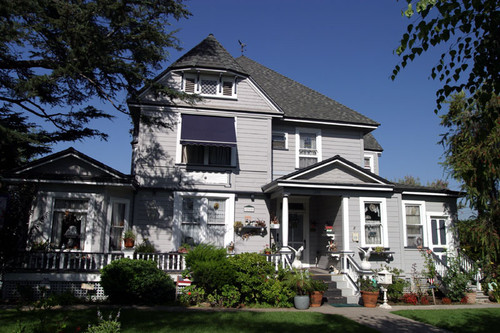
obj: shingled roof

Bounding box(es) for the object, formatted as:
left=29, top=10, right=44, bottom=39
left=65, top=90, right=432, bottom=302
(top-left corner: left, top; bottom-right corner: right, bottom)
left=364, top=133, right=383, bottom=151
left=169, top=34, right=247, bottom=75
left=235, top=56, right=379, bottom=127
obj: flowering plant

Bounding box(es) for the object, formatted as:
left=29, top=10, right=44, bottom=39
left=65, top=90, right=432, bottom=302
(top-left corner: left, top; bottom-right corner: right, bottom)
left=358, top=276, right=379, bottom=292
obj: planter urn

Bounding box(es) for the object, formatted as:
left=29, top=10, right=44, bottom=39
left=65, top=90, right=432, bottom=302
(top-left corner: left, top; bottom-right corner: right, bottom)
left=361, top=291, right=379, bottom=308
left=294, top=295, right=310, bottom=310
left=124, top=238, right=135, bottom=248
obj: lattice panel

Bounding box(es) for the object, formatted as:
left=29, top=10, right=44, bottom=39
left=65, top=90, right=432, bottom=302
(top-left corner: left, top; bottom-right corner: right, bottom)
left=200, top=80, right=217, bottom=94
left=2, top=280, right=107, bottom=301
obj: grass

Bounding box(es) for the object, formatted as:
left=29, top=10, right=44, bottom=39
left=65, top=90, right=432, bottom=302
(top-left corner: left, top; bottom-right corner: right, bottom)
left=0, top=308, right=379, bottom=333
left=392, top=308, right=500, bottom=333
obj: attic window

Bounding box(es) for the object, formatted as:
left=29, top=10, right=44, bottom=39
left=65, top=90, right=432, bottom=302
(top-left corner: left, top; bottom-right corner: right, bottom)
left=182, top=73, right=236, bottom=98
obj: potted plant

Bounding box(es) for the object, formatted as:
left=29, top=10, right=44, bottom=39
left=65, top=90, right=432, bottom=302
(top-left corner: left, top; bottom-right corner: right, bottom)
left=285, top=269, right=313, bottom=309
left=123, top=229, right=136, bottom=248
left=358, top=276, right=379, bottom=307
left=178, top=243, right=191, bottom=254
left=263, top=244, right=272, bottom=254
left=310, top=279, right=328, bottom=307
left=234, top=221, right=243, bottom=233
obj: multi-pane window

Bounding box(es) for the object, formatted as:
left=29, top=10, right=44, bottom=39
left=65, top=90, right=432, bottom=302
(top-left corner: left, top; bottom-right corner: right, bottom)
left=431, top=217, right=447, bottom=246
left=364, top=155, right=374, bottom=173
left=364, top=202, right=382, bottom=246
left=405, top=204, right=423, bottom=247
left=272, top=132, right=287, bottom=150
left=51, top=199, right=88, bottom=250
left=179, top=196, right=228, bottom=247
left=183, top=74, right=235, bottom=97
left=298, top=131, right=320, bottom=168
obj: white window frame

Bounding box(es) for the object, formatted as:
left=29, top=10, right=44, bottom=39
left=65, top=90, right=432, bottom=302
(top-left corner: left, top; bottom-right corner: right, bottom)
left=295, top=128, right=322, bottom=169
left=38, top=192, right=95, bottom=252
left=363, top=154, right=374, bottom=173
left=105, top=198, right=130, bottom=252
left=173, top=192, right=235, bottom=248
left=426, top=213, right=453, bottom=250
left=175, top=114, right=237, bottom=166
left=402, top=200, right=426, bottom=248
left=182, top=73, right=237, bottom=98
left=359, top=197, right=388, bottom=248
left=272, top=131, right=288, bottom=150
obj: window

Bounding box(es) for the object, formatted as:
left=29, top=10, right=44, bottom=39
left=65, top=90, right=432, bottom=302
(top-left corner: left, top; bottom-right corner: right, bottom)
left=364, top=155, right=374, bottom=173
left=108, top=200, right=129, bottom=251
left=182, top=73, right=235, bottom=97
left=296, top=129, right=321, bottom=168
left=51, top=199, right=88, bottom=250
left=272, top=132, right=288, bottom=150
left=182, top=145, right=232, bottom=166
left=176, top=193, right=234, bottom=248
left=430, top=217, right=447, bottom=246
left=404, top=203, right=424, bottom=248
left=360, top=198, right=387, bottom=247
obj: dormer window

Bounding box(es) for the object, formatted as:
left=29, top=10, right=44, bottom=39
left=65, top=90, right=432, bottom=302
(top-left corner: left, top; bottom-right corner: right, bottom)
left=183, top=73, right=236, bottom=98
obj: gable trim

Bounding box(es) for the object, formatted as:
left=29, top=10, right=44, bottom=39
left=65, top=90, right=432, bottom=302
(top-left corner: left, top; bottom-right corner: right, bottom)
left=263, top=181, right=393, bottom=193
left=288, top=158, right=388, bottom=185
left=284, top=117, right=379, bottom=130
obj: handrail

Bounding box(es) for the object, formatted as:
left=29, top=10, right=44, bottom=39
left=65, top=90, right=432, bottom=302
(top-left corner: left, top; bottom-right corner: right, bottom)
left=10, top=251, right=186, bottom=272
left=339, top=252, right=373, bottom=294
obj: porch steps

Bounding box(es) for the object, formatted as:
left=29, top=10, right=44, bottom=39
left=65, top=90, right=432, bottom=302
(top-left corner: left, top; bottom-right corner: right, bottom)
left=311, top=271, right=354, bottom=305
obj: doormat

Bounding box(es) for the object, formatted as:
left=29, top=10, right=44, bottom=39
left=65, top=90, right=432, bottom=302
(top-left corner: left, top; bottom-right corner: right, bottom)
left=329, top=303, right=362, bottom=307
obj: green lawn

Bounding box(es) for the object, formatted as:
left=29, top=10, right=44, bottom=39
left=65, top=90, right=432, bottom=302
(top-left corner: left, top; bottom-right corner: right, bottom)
left=0, top=308, right=379, bottom=333
left=392, top=308, right=500, bottom=333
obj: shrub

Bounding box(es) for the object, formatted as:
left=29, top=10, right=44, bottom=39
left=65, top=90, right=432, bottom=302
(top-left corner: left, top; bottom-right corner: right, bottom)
left=184, top=244, right=227, bottom=272
left=261, top=279, right=294, bottom=307
left=134, top=239, right=156, bottom=253
left=284, top=269, right=313, bottom=296
left=87, top=309, right=121, bottom=333
left=100, top=258, right=175, bottom=304
left=442, top=255, right=477, bottom=302
left=191, top=260, right=235, bottom=295
left=178, top=285, right=206, bottom=306
left=310, top=279, right=328, bottom=292
left=402, top=293, right=418, bottom=305
left=228, top=252, right=275, bottom=304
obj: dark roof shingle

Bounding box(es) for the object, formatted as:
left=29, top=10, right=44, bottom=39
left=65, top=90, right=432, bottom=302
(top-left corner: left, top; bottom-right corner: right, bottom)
left=235, top=56, right=379, bottom=126
left=364, top=133, right=383, bottom=151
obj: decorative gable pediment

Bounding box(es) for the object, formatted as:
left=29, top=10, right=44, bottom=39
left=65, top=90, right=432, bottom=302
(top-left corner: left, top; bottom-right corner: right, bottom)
left=291, top=162, right=380, bottom=185
left=9, top=148, right=131, bottom=185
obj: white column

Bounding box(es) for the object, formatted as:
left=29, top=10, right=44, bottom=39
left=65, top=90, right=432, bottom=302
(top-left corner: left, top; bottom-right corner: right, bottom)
left=281, top=193, right=289, bottom=251
left=342, top=196, right=350, bottom=251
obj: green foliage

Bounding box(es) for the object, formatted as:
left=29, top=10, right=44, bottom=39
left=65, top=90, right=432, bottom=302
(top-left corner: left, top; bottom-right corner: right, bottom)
left=393, top=0, right=498, bottom=112
left=310, top=279, right=328, bottom=292
left=184, top=244, right=227, bottom=271
left=178, top=285, right=206, bottom=306
left=134, top=239, right=156, bottom=253
left=284, top=269, right=313, bottom=296
left=87, top=309, right=121, bottom=333
left=358, top=276, right=379, bottom=292
left=0, top=0, right=192, bottom=165
left=260, top=279, right=294, bottom=307
left=228, top=253, right=276, bottom=303
left=394, top=175, right=422, bottom=186
left=123, top=230, right=135, bottom=241
left=100, top=258, right=175, bottom=304
left=442, top=255, right=478, bottom=302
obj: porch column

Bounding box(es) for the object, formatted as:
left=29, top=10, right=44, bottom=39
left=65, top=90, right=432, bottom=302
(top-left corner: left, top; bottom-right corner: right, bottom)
left=281, top=193, right=290, bottom=251
left=342, top=196, right=350, bottom=273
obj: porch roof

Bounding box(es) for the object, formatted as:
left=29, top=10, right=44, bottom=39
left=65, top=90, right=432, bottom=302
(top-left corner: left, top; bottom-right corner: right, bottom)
left=262, top=155, right=394, bottom=194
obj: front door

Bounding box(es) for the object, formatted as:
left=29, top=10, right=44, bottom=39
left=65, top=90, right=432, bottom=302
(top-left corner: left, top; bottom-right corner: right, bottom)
left=288, top=199, right=309, bottom=265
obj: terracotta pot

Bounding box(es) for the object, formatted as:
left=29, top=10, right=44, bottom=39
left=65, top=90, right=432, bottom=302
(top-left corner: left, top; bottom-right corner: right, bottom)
left=466, top=292, right=476, bottom=304
left=361, top=291, right=379, bottom=308
left=310, top=291, right=324, bottom=307
left=124, top=238, right=135, bottom=248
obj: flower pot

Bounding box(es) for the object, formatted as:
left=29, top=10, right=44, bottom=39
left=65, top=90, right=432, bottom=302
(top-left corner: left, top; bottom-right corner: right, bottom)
left=310, top=291, right=324, bottom=307
left=466, top=292, right=476, bottom=304
left=124, top=238, right=135, bottom=248
left=294, top=295, right=310, bottom=310
left=361, top=291, right=379, bottom=308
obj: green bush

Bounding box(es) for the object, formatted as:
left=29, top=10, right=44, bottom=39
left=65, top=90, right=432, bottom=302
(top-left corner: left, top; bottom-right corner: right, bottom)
left=228, top=252, right=276, bottom=304
left=184, top=244, right=228, bottom=272
left=178, top=285, right=206, bottom=306
left=100, top=258, right=175, bottom=304
left=133, top=239, right=156, bottom=253
left=87, top=309, right=121, bottom=333
left=191, top=260, right=235, bottom=294
left=261, top=279, right=294, bottom=307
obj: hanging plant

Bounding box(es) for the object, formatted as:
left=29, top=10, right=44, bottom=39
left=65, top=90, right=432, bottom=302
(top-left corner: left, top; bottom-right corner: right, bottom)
left=213, top=202, right=219, bottom=210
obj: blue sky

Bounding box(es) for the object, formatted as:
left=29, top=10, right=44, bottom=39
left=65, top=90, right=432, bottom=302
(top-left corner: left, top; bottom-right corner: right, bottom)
left=52, top=0, right=458, bottom=189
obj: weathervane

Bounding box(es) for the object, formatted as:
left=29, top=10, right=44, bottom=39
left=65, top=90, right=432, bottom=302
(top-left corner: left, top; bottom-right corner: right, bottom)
left=238, top=40, right=247, bottom=55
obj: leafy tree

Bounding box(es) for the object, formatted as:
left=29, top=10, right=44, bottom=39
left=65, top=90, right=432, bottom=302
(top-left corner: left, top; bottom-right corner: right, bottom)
left=0, top=0, right=191, bottom=170
left=393, top=0, right=499, bottom=111
left=394, top=175, right=422, bottom=186
left=442, top=93, right=499, bottom=261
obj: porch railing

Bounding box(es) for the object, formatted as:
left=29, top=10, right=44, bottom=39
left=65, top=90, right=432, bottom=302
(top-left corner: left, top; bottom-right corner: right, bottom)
left=431, top=250, right=483, bottom=291
left=264, top=252, right=293, bottom=270
left=10, top=251, right=186, bottom=273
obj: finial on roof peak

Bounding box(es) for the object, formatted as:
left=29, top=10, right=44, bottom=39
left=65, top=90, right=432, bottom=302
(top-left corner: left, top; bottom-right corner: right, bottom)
left=208, top=33, right=214, bottom=37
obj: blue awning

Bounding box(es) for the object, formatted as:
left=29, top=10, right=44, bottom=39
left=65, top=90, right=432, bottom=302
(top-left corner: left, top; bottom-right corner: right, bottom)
left=180, top=114, right=237, bottom=147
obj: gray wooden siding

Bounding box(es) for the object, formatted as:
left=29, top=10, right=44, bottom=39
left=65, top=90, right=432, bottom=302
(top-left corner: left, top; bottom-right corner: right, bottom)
left=234, top=116, right=271, bottom=191
left=233, top=197, right=270, bottom=254
left=133, top=190, right=175, bottom=252
left=150, top=73, right=280, bottom=114
left=301, top=165, right=377, bottom=184
left=363, top=151, right=380, bottom=175
left=272, top=124, right=365, bottom=179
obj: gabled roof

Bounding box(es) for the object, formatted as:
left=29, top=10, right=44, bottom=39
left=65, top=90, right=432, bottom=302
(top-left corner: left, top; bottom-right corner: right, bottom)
left=169, top=34, right=248, bottom=75
left=6, top=147, right=133, bottom=186
left=235, top=56, right=379, bottom=127
left=262, top=155, right=393, bottom=193
left=394, top=183, right=462, bottom=197
left=364, top=133, right=383, bottom=152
